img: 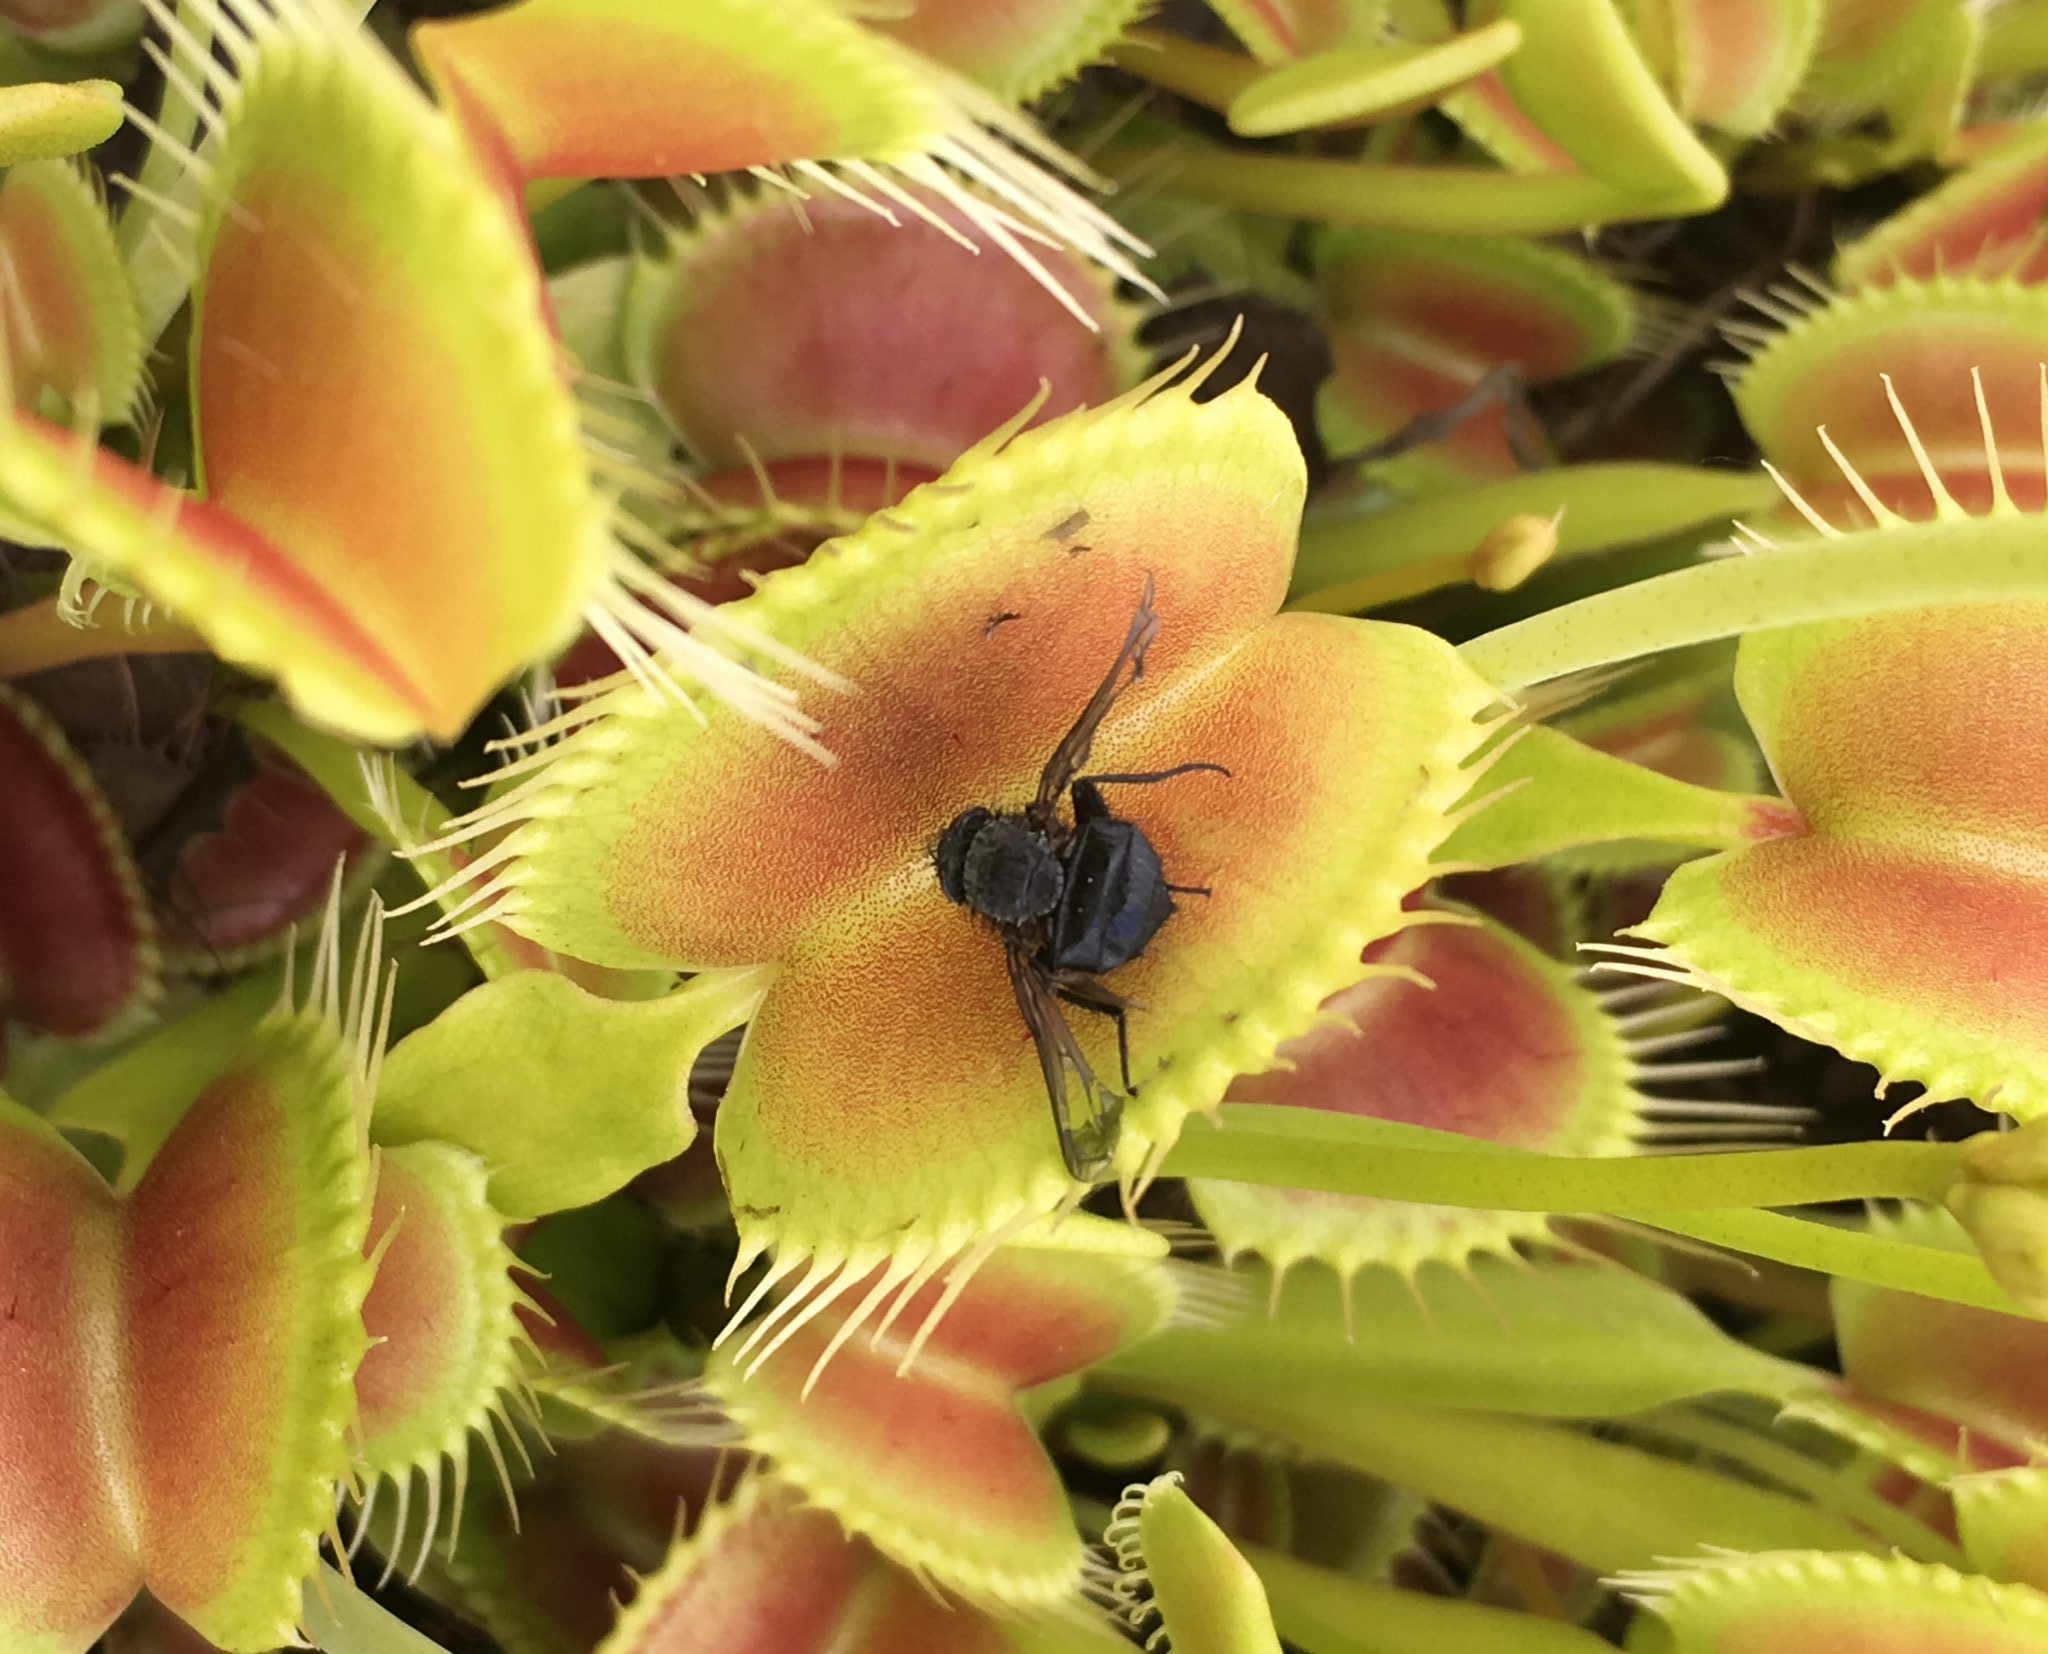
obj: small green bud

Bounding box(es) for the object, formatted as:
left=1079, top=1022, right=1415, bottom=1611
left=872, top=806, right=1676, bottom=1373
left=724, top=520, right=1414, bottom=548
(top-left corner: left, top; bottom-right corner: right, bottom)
left=1108, top=1473, right=1284, bottom=1654
left=1945, top=1122, right=2048, bottom=1312
left=1470, top=508, right=1563, bottom=592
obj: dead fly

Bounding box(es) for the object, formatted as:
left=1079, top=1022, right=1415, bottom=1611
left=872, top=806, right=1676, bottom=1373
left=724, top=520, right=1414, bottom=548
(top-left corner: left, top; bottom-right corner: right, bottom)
left=934, top=576, right=1224, bottom=1181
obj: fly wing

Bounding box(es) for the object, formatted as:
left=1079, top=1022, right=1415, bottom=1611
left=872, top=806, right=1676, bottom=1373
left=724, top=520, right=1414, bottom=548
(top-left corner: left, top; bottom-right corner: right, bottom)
left=1029, top=575, right=1160, bottom=830
left=1004, top=936, right=1122, bottom=1181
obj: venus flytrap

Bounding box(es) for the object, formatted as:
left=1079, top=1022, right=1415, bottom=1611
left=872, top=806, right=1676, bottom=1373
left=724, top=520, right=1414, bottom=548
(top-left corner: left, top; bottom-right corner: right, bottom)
left=327, top=943, right=783, bottom=1584
left=114, top=0, right=220, bottom=345
left=138, top=748, right=377, bottom=969
left=24, top=0, right=2048, bottom=1646
left=407, top=0, right=1156, bottom=329
left=0, top=934, right=376, bottom=1653
left=0, top=0, right=821, bottom=750
left=1102, top=0, right=1730, bottom=236
left=593, top=1475, right=1131, bottom=1654
left=231, top=703, right=568, bottom=984
left=864, top=0, right=1155, bottom=103
left=1619, top=0, right=1823, bottom=138
left=37, top=892, right=753, bottom=1621
left=1186, top=897, right=1786, bottom=1300
left=1310, top=224, right=1636, bottom=493
left=1489, top=0, right=1726, bottom=209
left=425, top=368, right=1497, bottom=1285
left=598, top=176, right=1144, bottom=620
left=1835, top=121, right=2048, bottom=289
left=0, top=156, right=141, bottom=420
left=1621, top=1552, right=2048, bottom=1654
left=620, top=185, right=1142, bottom=483
left=1955, top=1469, right=2048, bottom=1590
left=0, top=679, right=158, bottom=1037
left=1826, top=1203, right=2048, bottom=1464
left=39, top=973, right=276, bottom=1185
left=701, top=1214, right=1194, bottom=1613
left=0, top=0, right=141, bottom=54
left=1795, top=0, right=1981, bottom=176
left=344, top=1136, right=543, bottom=1583
left=0, top=0, right=609, bottom=742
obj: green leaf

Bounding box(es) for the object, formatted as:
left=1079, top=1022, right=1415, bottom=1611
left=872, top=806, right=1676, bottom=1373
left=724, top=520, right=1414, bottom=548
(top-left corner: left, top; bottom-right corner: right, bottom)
left=1098, top=140, right=1704, bottom=234
left=1440, top=724, right=1777, bottom=869
left=1163, top=1103, right=1963, bottom=1213
left=1290, top=464, right=1771, bottom=614
left=1227, top=20, right=1523, bottom=137
left=303, top=1565, right=452, bottom=1654
left=1127, top=1388, right=1871, bottom=1572
left=1096, top=1253, right=1814, bottom=1420
left=371, top=966, right=769, bottom=1220
left=1460, top=511, right=2048, bottom=689
left=1248, top=1546, right=1613, bottom=1654
left=1495, top=0, right=1725, bottom=208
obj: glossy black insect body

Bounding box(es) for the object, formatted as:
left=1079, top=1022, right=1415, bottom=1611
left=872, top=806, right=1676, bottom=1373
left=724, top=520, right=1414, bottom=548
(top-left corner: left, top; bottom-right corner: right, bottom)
left=1047, top=780, right=1174, bottom=975
left=934, top=577, right=1224, bottom=1182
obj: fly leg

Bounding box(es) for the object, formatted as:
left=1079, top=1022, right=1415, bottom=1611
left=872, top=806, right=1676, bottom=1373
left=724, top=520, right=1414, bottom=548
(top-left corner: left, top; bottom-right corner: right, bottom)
left=1053, top=971, right=1138, bottom=1096
left=1077, top=761, right=1232, bottom=787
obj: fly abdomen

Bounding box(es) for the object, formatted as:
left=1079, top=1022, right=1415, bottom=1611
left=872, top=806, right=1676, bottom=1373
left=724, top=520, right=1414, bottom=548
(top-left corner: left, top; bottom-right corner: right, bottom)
left=1053, top=818, right=1175, bottom=975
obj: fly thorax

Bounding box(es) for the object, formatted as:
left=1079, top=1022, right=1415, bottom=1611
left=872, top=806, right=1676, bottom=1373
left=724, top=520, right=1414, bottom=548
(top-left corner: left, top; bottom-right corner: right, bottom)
left=961, top=814, right=1063, bottom=924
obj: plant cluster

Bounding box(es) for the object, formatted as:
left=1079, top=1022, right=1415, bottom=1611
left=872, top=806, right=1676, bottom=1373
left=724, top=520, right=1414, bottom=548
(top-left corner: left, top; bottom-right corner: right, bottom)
left=6, top=0, right=2048, bottom=1651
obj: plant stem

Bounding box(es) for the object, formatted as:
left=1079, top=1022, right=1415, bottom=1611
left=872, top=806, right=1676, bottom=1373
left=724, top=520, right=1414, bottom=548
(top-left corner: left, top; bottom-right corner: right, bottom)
left=1096, top=143, right=1693, bottom=234
left=1115, top=1381, right=1873, bottom=1571
left=1460, top=511, right=2048, bottom=687
left=1642, top=1209, right=2020, bottom=1315
left=1292, top=545, right=1476, bottom=611
left=1105, top=27, right=1262, bottom=113
left=1162, top=1105, right=1965, bottom=1212
left=1247, top=1545, right=1613, bottom=1654
left=1290, top=464, right=1771, bottom=614
left=1631, top=1407, right=1966, bottom=1567
left=0, top=592, right=203, bottom=676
